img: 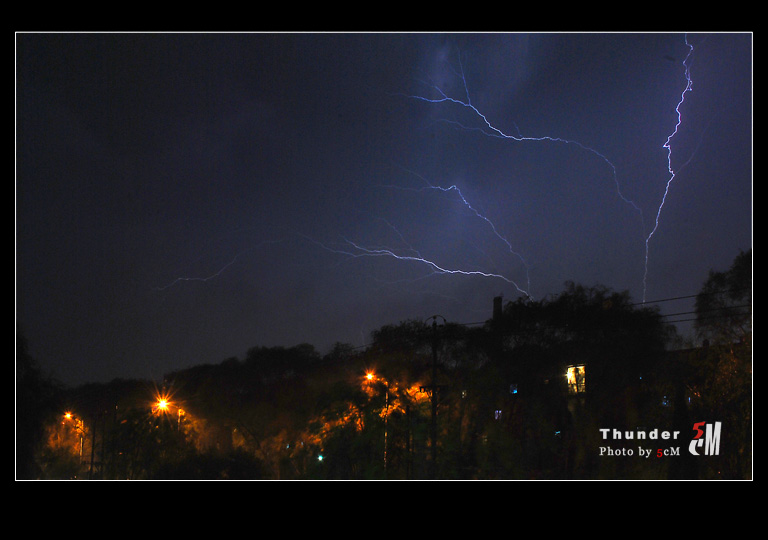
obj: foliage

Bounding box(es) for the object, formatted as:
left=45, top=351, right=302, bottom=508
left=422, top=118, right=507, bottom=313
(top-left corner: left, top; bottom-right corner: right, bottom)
left=16, top=332, right=64, bottom=479
left=687, top=249, right=752, bottom=479
left=24, top=270, right=751, bottom=479
left=695, top=249, right=751, bottom=345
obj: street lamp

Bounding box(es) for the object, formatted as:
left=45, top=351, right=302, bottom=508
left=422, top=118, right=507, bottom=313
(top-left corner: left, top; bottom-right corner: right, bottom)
left=152, top=390, right=186, bottom=432
left=152, top=388, right=174, bottom=415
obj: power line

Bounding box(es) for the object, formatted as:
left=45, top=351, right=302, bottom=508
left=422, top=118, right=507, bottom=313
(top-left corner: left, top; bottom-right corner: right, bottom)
left=634, top=287, right=749, bottom=307
left=660, top=304, right=751, bottom=319
left=665, top=310, right=752, bottom=325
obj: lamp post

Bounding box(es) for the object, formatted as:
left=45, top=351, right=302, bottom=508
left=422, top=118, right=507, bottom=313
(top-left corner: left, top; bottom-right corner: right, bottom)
left=63, top=411, right=85, bottom=461
left=365, top=371, right=389, bottom=476
left=426, top=315, right=445, bottom=479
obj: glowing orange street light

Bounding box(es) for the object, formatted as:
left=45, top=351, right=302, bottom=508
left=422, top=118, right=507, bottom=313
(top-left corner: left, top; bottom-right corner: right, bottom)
left=153, top=392, right=173, bottom=415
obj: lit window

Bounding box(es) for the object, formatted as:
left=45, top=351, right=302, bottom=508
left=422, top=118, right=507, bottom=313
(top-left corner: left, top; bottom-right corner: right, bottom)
left=566, top=365, right=586, bottom=394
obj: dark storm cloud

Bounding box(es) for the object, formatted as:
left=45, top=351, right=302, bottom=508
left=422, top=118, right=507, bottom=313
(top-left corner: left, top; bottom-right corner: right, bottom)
left=17, top=32, right=751, bottom=386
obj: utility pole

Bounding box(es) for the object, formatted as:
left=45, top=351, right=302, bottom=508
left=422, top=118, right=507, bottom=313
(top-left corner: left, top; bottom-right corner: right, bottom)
left=426, top=315, right=445, bottom=479
left=492, top=295, right=503, bottom=362
left=430, top=318, right=437, bottom=478
left=88, top=416, right=97, bottom=480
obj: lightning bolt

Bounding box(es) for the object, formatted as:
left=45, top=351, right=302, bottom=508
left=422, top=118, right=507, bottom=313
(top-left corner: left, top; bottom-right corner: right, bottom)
left=156, top=36, right=698, bottom=310
left=398, top=49, right=644, bottom=218
left=384, top=45, right=646, bottom=302
left=153, top=238, right=284, bottom=291
left=642, top=34, right=695, bottom=302
left=303, top=234, right=531, bottom=298
left=380, top=166, right=531, bottom=294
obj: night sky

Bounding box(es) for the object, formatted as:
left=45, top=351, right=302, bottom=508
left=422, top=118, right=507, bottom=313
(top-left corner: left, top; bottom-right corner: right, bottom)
left=16, top=32, right=752, bottom=387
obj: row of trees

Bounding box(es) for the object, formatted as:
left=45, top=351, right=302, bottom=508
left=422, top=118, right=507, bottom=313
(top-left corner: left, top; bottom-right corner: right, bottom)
left=17, top=250, right=751, bottom=479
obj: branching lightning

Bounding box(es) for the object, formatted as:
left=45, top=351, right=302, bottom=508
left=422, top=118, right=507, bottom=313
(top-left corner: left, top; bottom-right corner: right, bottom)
left=378, top=45, right=648, bottom=302
left=303, top=233, right=531, bottom=297
left=393, top=37, right=699, bottom=305
left=380, top=167, right=531, bottom=294
left=156, top=36, right=700, bottom=311
left=398, top=51, right=645, bottom=219
left=642, top=35, right=695, bottom=302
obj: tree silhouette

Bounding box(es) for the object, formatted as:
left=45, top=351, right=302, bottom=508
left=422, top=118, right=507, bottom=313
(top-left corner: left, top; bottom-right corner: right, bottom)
left=695, top=249, right=751, bottom=345
left=689, top=249, right=752, bottom=479
left=16, top=332, right=63, bottom=479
